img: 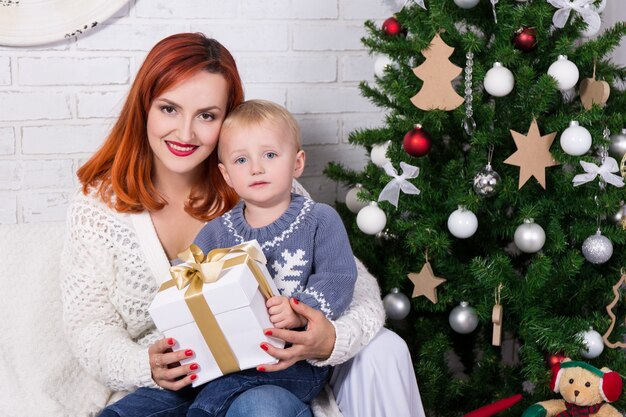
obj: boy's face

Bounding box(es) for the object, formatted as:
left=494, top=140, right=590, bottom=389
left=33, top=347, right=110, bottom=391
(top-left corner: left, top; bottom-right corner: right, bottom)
left=218, top=120, right=305, bottom=209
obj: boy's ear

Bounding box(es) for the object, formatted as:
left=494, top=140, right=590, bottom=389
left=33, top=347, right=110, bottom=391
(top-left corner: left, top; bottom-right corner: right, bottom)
left=218, top=163, right=233, bottom=187
left=293, top=150, right=306, bottom=179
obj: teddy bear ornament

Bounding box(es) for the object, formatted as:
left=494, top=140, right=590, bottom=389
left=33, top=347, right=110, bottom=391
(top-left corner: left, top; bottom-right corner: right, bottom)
left=523, top=358, right=623, bottom=417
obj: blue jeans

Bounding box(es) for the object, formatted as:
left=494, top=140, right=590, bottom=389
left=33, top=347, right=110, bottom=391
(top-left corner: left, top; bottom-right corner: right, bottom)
left=99, top=361, right=327, bottom=417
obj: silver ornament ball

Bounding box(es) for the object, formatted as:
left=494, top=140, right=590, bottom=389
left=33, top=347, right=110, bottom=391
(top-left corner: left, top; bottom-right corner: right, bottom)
left=453, top=0, right=480, bottom=9
left=547, top=55, right=579, bottom=91
left=609, top=128, right=626, bottom=160
left=356, top=202, right=387, bottom=235
left=383, top=288, right=411, bottom=320
left=514, top=219, right=546, bottom=253
left=578, top=328, right=604, bottom=359
left=582, top=231, right=613, bottom=264
left=345, top=184, right=368, bottom=214
left=612, top=203, right=625, bottom=225
left=449, top=301, right=479, bottom=334
left=473, top=163, right=501, bottom=197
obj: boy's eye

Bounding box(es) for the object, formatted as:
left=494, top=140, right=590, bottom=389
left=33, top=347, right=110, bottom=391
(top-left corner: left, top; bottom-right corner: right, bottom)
left=265, top=152, right=277, bottom=159
left=234, top=157, right=247, bottom=164
left=199, top=112, right=215, bottom=121
left=160, top=105, right=176, bottom=114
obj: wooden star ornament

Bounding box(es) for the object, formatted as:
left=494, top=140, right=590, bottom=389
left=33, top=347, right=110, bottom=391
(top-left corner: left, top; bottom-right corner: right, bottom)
left=504, top=118, right=559, bottom=189
left=408, top=261, right=446, bottom=304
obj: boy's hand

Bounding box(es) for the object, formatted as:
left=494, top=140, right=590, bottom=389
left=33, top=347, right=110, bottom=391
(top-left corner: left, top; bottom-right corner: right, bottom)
left=266, top=295, right=307, bottom=329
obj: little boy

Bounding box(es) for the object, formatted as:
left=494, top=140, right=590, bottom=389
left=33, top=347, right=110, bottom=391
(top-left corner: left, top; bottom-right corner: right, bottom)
left=191, top=99, right=357, bottom=414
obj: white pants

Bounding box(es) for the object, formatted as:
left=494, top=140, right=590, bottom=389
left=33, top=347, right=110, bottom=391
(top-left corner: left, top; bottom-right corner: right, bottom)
left=330, top=328, right=426, bottom=417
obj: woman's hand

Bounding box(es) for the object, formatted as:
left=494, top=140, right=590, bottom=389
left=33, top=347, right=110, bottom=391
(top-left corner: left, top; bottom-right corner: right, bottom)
left=258, top=298, right=336, bottom=372
left=148, top=337, right=198, bottom=390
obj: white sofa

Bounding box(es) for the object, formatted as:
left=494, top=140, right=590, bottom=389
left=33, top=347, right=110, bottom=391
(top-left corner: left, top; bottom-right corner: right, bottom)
left=0, top=222, right=111, bottom=417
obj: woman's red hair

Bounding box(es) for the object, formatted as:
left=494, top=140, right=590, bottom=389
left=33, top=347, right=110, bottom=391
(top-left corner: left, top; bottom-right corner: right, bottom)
left=77, top=33, right=242, bottom=221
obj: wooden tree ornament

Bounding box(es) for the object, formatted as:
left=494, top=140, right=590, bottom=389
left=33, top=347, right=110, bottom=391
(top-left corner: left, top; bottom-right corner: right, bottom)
left=602, top=269, right=626, bottom=348
left=410, top=33, right=464, bottom=111
left=492, top=284, right=504, bottom=347
left=408, top=252, right=446, bottom=304
left=503, top=118, right=559, bottom=189
left=579, top=61, right=610, bottom=110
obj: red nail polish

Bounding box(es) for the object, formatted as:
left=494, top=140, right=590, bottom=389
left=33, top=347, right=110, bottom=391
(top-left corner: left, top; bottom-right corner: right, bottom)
left=264, top=330, right=273, bottom=336
left=190, top=363, right=199, bottom=370
left=258, top=366, right=266, bottom=372
left=185, top=349, right=193, bottom=357
left=293, top=298, right=299, bottom=305
left=260, top=343, right=269, bottom=351
left=167, top=338, right=175, bottom=346
left=190, top=374, right=197, bottom=381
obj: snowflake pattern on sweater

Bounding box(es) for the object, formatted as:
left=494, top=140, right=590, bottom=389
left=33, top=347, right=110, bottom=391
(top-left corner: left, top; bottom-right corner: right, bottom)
left=194, top=194, right=357, bottom=320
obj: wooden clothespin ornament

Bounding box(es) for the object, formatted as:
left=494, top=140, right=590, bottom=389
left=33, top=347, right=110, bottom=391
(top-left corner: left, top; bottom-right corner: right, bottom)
left=492, top=283, right=503, bottom=346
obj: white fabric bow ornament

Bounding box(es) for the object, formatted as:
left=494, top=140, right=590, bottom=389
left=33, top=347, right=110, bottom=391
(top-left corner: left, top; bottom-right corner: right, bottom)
left=378, top=162, right=421, bottom=208
left=547, top=0, right=603, bottom=35
left=403, top=0, right=427, bottom=10
left=572, top=157, right=625, bottom=188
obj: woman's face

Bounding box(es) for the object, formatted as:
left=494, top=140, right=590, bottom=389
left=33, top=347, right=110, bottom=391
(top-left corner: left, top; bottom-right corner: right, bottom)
left=147, top=70, right=229, bottom=184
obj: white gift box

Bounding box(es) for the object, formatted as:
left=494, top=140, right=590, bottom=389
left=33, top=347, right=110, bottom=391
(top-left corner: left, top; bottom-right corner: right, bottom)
left=149, top=240, right=284, bottom=387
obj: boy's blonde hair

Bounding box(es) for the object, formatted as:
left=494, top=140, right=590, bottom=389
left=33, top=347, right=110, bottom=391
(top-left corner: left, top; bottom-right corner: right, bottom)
left=221, top=99, right=301, bottom=150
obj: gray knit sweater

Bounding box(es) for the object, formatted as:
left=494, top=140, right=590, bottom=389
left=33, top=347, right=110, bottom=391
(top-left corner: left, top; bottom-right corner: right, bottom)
left=194, top=194, right=357, bottom=320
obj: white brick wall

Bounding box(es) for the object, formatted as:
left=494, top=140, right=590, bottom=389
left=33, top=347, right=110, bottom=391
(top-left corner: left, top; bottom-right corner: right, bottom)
left=0, top=0, right=624, bottom=224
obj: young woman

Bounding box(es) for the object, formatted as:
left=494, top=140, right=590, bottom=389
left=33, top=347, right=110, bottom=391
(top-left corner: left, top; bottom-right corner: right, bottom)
left=60, top=32, right=424, bottom=417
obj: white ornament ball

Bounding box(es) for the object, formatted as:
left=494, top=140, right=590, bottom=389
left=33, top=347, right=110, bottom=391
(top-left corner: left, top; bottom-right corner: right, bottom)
left=454, top=0, right=480, bottom=9
left=383, top=288, right=411, bottom=320
left=356, top=202, right=387, bottom=235
left=449, top=301, right=479, bottom=334
left=374, top=55, right=394, bottom=77
left=578, top=328, right=604, bottom=359
left=548, top=55, right=579, bottom=91
left=609, top=128, right=626, bottom=160
left=484, top=62, right=515, bottom=97
left=560, top=121, right=592, bottom=156
left=582, top=230, right=613, bottom=264
left=514, top=219, right=546, bottom=253
left=370, top=141, right=392, bottom=167
left=447, top=206, right=478, bottom=239
left=345, top=185, right=369, bottom=214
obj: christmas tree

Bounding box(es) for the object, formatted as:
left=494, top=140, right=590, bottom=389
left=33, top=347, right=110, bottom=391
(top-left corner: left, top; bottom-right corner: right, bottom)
left=326, top=1, right=626, bottom=415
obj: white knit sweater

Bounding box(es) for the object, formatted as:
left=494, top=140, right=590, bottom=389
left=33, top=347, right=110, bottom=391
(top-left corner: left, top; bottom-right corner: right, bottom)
left=60, top=188, right=385, bottom=416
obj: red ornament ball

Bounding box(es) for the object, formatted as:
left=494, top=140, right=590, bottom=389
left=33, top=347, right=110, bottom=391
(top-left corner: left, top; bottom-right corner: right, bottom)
left=545, top=352, right=566, bottom=368
left=382, top=17, right=402, bottom=36
left=513, top=27, right=538, bottom=52
left=403, top=125, right=432, bottom=157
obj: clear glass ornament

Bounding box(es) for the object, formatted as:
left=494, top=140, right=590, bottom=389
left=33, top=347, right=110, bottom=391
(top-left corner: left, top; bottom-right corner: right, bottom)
left=473, top=145, right=501, bottom=197
left=473, top=163, right=501, bottom=197
left=463, top=52, right=476, bottom=136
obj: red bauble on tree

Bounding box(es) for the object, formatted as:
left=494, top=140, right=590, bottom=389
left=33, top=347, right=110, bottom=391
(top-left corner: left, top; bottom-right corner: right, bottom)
left=545, top=352, right=566, bottom=368
left=403, top=124, right=432, bottom=157
left=382, top=16, right=402, bottom=36
left=513, top=27, right=538, bottom=52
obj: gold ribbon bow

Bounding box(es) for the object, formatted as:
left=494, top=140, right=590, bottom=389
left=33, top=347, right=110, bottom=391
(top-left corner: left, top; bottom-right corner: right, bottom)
left=159, top=242, right=274, bottom=375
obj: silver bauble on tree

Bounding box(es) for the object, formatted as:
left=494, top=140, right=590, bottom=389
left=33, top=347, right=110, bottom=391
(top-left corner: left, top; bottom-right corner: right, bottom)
left=609, top=128, right=626, bottom=160
left=578, top=328, right=604, bottom=359
left=612, top=202, right=625, bottom=225
left=514, top=218, right=546, bottom=253
left=370, top=141, right=392, bottom=167
left=453, top=0, right=480, bottom=9
left=449, top=301, right=479, bottom=334
left=345, top=184, right=368, bottom=214
left=356, top=202, right=387, bottom=235
left=547, top=55, right=579, bottom=91
left=582, top=230, right=613, bottom=264
left=473, top=163, right=501, bottom=197
left=383, top=288, right=411, bottom=320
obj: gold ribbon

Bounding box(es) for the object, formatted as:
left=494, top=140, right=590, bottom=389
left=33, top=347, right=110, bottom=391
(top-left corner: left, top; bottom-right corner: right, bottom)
left=159, top=242, right=275, bottom=375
